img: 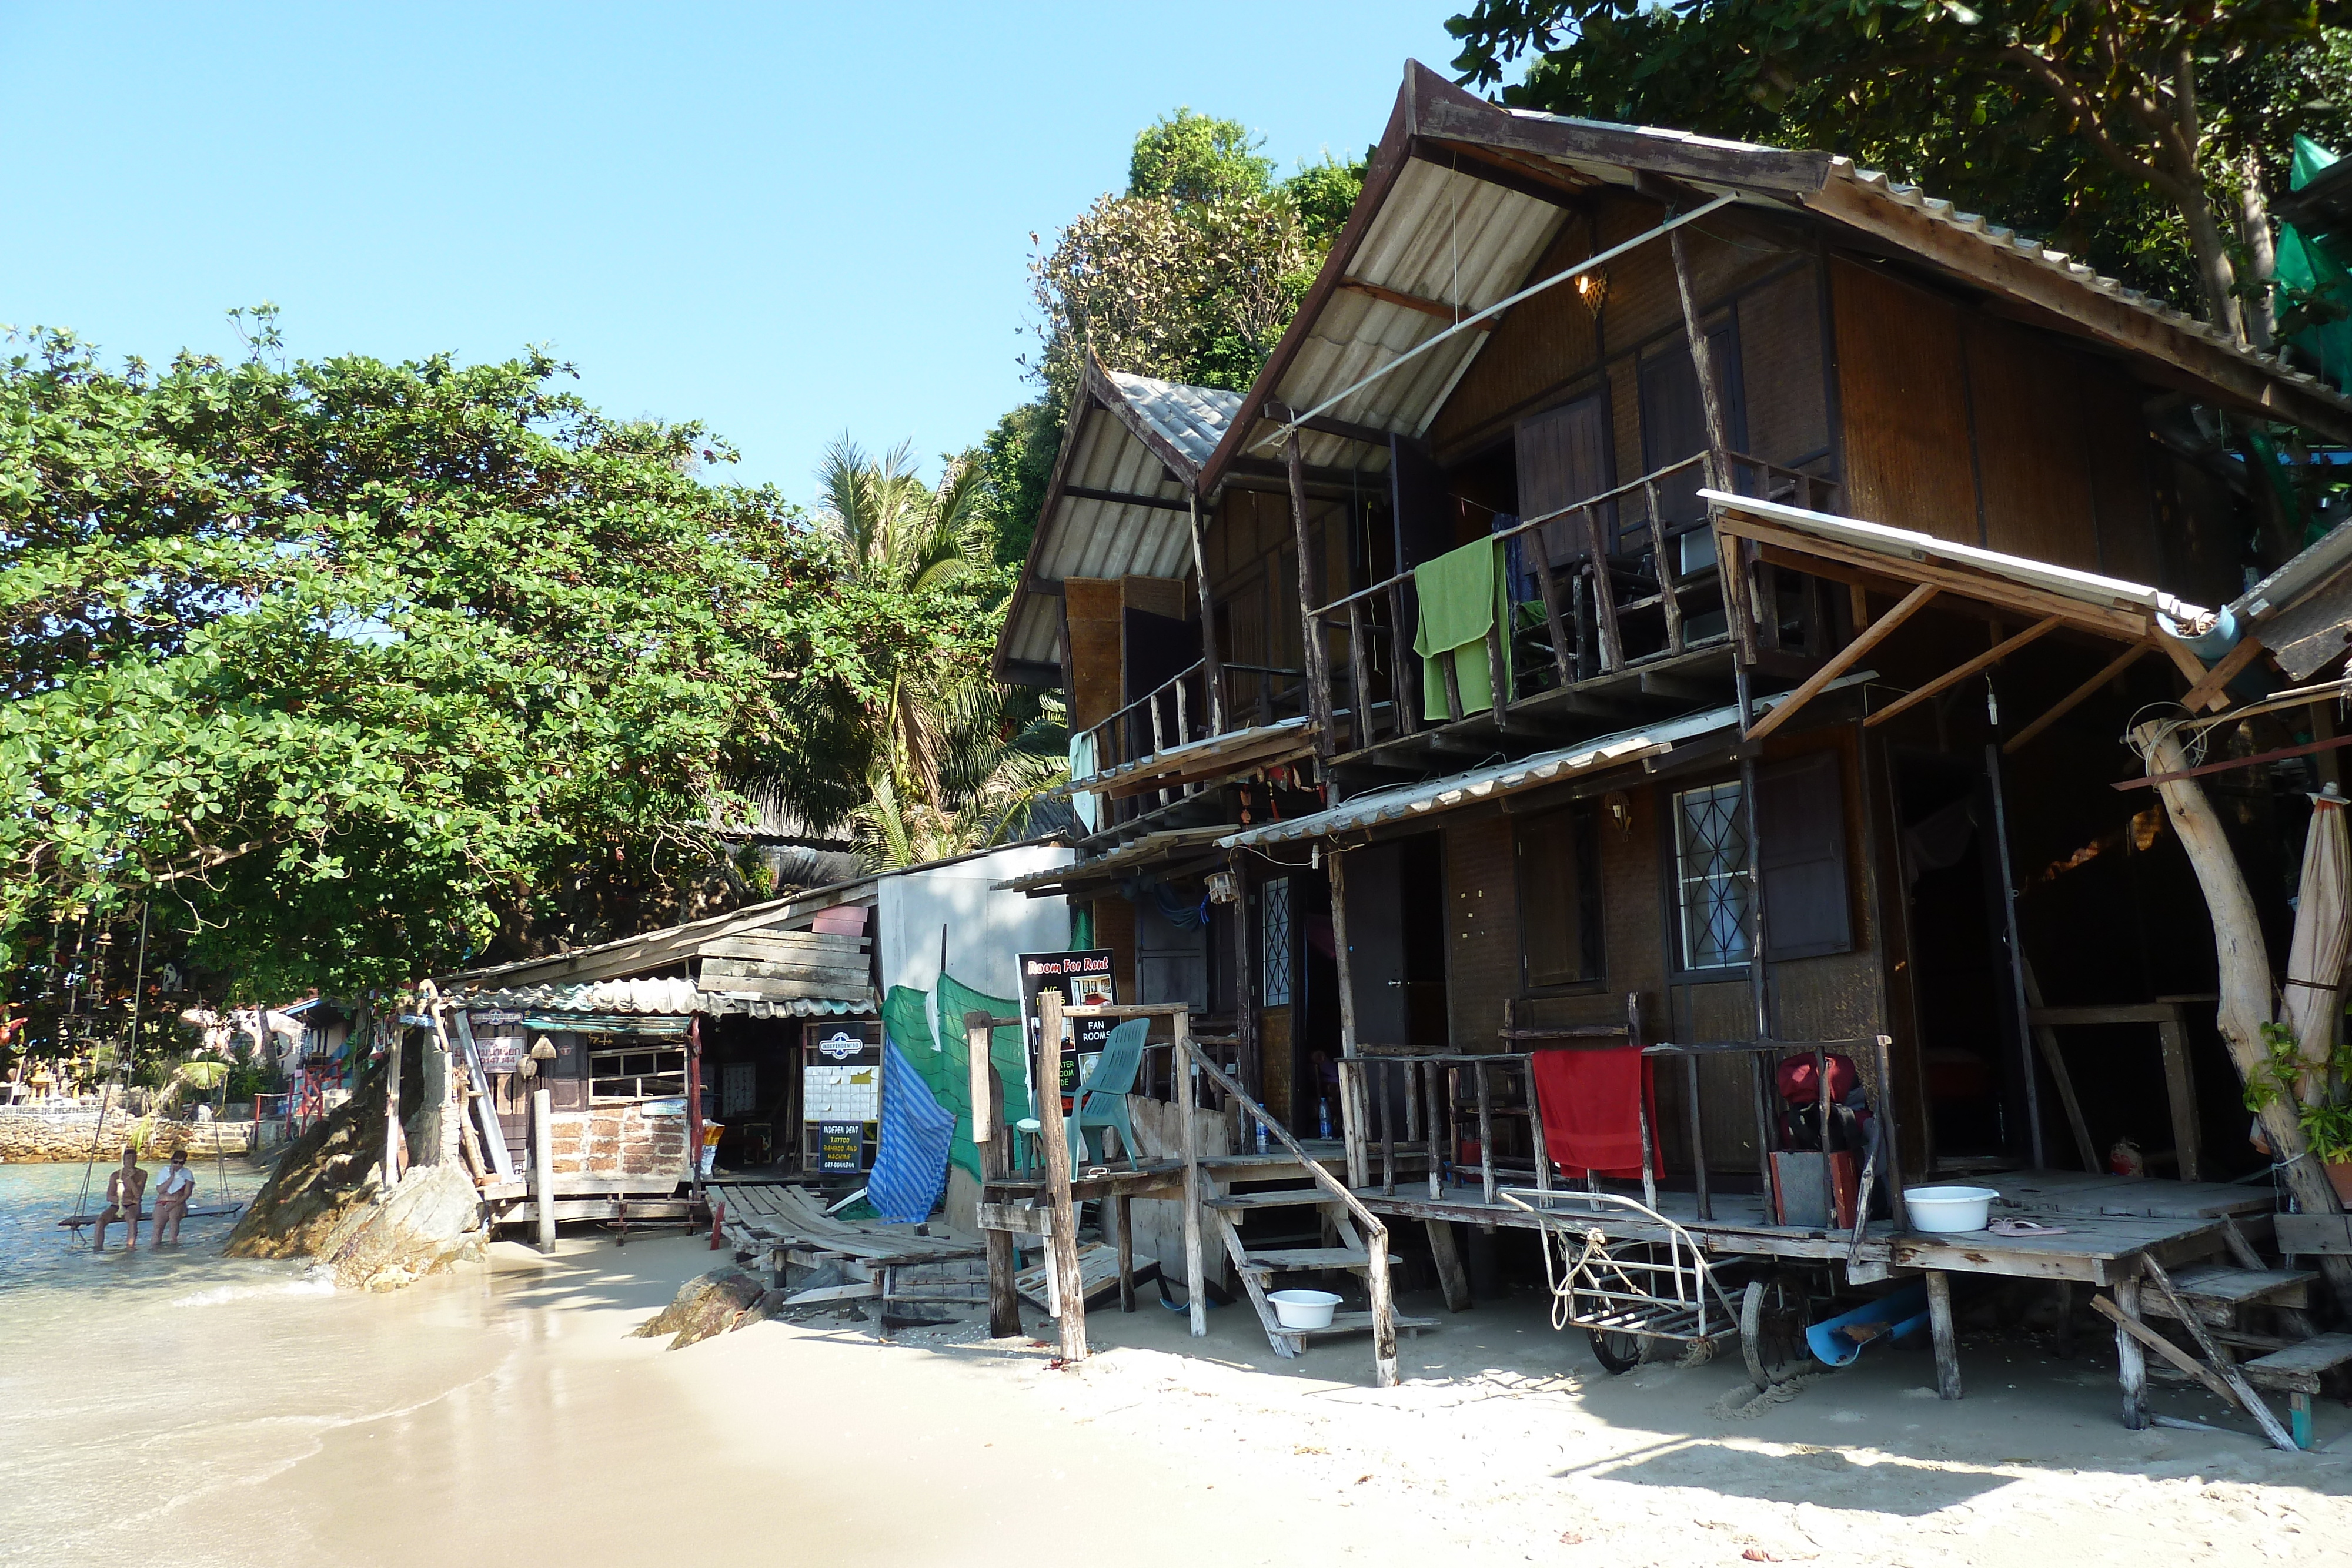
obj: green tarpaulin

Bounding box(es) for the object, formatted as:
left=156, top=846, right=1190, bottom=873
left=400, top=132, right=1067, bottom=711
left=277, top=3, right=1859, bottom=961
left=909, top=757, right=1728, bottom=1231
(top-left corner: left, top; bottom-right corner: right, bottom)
left=1411, top=537, right=1511, bottom=718
left=2279, top=135, right=2352, bottom=398
left=879, top=974, right=1028, bottom=1184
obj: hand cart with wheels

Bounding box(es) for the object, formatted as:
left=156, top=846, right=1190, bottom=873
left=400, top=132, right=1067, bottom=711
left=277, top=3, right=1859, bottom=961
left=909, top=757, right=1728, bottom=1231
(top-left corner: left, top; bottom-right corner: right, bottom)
left=1499, top=1187, right=1819, bottom=1389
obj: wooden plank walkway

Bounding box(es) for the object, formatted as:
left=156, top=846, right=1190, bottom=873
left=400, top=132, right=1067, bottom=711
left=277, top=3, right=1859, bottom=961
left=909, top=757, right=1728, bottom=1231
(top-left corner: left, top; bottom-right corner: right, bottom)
left=711, top=1182, right=982, bottom=1265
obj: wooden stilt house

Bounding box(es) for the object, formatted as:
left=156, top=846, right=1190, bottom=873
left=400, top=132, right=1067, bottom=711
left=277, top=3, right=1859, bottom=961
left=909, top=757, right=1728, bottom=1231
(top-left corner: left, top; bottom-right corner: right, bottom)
left=991, top=61, right=2352, bottom=1433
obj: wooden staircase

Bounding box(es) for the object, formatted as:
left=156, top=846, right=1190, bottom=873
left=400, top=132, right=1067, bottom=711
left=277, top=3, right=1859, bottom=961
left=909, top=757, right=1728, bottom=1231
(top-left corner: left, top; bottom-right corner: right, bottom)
left=2103, top=1249, right=2352, bottom=1450
left=1197, top=1165, right=1435, bottom=1358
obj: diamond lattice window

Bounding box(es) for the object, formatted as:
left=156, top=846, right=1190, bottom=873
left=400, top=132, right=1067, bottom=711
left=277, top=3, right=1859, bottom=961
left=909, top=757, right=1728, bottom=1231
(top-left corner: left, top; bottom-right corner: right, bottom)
left=1260, top=876, right=1293, bottom=1007
left=1675, top=782, right=1752, bottom=970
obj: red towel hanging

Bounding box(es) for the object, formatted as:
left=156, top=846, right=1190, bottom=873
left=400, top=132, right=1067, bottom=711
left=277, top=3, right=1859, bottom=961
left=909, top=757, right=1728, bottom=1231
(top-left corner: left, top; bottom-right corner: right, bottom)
left=1528, top=1045, right=1656, bottom=1181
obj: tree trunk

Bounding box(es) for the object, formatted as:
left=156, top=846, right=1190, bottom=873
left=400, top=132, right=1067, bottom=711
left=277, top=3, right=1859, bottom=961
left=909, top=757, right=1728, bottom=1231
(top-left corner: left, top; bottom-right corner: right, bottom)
left=2180, top=182, right=2246, bottom=345
left=2133, top=721, right=2352, bottom=1311
left=2239, top=149, right=2278, bottom=351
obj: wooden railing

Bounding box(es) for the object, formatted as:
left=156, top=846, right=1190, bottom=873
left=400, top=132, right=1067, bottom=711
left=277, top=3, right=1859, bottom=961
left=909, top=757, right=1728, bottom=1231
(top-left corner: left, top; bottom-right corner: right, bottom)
left=1305, top=450, right=1838, bottom=753
left=1071, top=657, right=1305, bottom=829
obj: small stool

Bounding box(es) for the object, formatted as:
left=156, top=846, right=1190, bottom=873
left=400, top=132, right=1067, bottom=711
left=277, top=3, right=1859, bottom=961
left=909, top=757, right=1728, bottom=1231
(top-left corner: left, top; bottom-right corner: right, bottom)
left=1013, top=1118, right=1044, bottom=1173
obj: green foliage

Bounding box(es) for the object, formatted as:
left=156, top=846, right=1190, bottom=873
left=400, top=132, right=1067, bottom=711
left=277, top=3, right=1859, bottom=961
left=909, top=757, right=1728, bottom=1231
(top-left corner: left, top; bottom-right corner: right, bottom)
left=1025, top=111, right=1369, bottom=408
left=2, top=312, right=883, bottom=997
left=971, top=400, right=1063, bottom=570
left=1448, top=1, right=2348, bottom=333
left=1283, top=152, right=1371, bottom=252
left=1130, top=108, right=1277, bottom=205
left=2245, top=1018, right=2352, bottom=1162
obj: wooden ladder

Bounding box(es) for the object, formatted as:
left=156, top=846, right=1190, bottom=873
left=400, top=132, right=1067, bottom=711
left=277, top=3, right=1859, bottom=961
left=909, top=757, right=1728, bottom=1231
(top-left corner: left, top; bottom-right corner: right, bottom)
left=1199, top=1176, right=1434, bottom=1358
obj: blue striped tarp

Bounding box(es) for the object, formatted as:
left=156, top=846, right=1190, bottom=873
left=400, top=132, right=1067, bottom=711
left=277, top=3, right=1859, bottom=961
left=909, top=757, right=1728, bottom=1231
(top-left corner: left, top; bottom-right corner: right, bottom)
left=868, top=1038, right=956, bottom=1223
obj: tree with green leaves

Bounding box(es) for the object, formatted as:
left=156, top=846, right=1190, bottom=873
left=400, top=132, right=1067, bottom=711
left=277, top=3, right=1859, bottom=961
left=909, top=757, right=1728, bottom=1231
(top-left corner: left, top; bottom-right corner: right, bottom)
left=1025, top=109, right=1368, bottom=407
left=2, top=312, right=884, bottom=999
left=807, top=436, right=1065, bottom=868
left=1448, top=2, right=2350, bottom=343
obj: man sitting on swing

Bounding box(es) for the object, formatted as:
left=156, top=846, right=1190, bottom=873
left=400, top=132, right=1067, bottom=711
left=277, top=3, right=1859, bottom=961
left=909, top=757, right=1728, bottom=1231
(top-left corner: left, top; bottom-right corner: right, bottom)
left=152, top=1149, right=196, bottom=1245
left=93, top=1147, right=146, bottom=1252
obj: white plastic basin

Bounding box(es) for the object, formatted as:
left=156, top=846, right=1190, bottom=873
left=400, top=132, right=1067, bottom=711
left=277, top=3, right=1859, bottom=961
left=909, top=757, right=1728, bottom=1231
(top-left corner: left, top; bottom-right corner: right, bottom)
left=1267, top=1289, right=1342, bottom=1330
left=1905, top=1185, right=1999, bottom=1233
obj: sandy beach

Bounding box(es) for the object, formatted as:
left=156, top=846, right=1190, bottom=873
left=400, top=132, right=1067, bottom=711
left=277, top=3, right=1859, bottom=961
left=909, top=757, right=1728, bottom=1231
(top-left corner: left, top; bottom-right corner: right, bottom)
left=7, top=1162, right=2349, bottom=1568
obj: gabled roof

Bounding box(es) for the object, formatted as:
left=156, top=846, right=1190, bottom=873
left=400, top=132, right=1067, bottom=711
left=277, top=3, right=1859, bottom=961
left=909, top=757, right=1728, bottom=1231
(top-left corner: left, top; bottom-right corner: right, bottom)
left=992, top=356, right=1242, bottom=682
left=1201, top=61, right=2352, bottom=490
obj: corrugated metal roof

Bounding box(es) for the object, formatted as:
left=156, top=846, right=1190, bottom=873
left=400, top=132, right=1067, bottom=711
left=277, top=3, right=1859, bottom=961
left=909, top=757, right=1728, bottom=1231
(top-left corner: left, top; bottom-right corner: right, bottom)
left=997, top=362, right=1241, bottom=673
left=1218, top=676, right=1872, bottom=850
left=1108, top=372, right=1240, bottom=468
left=461, top=978, right=873, bottom=1018
left=1241, top=158, right=1569, bottom=474
left=1702, top=489, right=2211, bottom=625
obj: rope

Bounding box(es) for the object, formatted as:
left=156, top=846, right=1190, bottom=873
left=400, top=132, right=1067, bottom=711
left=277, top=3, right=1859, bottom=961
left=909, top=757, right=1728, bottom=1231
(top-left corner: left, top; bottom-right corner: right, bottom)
left=71, top=903, right=149, bottom=1229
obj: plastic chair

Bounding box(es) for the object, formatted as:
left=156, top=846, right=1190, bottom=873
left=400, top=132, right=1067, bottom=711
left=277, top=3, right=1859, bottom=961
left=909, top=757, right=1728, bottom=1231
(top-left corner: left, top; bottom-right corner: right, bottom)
left=1066, top=1018, right=1148, bottom=1172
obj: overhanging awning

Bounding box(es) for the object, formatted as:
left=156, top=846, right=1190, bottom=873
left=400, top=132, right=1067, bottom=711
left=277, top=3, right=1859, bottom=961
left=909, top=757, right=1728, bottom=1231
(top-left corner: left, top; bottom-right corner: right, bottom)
left=1702, top=489, right=2209, bottom=638
left=1067, top=715, right=1316, bottom=801
left=1217, top=679, right=1870, bottom=850
left=995, top=827, right=1235, bottom=898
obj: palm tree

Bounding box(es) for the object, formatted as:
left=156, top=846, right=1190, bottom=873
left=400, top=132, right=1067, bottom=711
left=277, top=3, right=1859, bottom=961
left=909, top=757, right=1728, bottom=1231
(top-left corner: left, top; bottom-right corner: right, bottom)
left=770, top=436, right=1078, bottom=874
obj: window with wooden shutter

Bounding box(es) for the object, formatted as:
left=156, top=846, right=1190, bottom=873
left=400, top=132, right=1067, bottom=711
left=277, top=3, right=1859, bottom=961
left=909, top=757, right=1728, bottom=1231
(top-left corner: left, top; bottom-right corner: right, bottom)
left=1515, top=392, right=1613, bottom=566
left=1756, top=750, right=1852, bottom=961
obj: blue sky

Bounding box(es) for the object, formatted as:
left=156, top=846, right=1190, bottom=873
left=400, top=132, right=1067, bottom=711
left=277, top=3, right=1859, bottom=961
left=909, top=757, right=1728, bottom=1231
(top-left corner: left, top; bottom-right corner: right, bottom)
left=0, top=4, right=1472, bottom=500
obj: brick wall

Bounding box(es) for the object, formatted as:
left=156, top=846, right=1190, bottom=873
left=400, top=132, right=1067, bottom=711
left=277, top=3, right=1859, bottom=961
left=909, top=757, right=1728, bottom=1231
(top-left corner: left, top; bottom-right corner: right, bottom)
left=545, top=1105, right=689, bottom=1183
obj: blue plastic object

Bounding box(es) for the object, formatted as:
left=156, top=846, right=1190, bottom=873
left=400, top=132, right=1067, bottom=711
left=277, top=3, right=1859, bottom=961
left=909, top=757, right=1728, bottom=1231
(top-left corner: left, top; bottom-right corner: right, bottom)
left=1804, top=1281, right=1932, bottom=1368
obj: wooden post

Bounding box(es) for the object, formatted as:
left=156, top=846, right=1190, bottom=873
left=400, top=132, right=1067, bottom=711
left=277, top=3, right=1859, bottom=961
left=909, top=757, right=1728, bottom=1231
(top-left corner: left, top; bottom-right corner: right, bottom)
left=684, top=1014, right=706, bottom=1202
left=2136, top=719, right=2352, bottom=1311
left=1425, top=1059, right=1445, bottom=1199
left=2157, top=1005, right=2202, bottom=1182
left=1285, top=431, right=1338, bottom=754
left=1425, top=1217, right=1472, bottom=1310
left=2114, top=1272, right=2150, bottom=1429
left=1327, top=847, right=1368, bottom=1190
left=1926, top=1269, right=1962, bottom=1400
left=967, top=1011, right=1023, bottom=1339
left=1474, top=1059, right=1498, bottom=1208
left=1116, top=1193, right=1137, bottom=1313
left=1035, top=988, right=1087, bottom=1360
left=1686, top=1054, right=1712, bottom=1221
left=1983, top=744, right=2047, bottom=1171
left=532, top=1086, right=556, bottom=1255
left=382, top=1014, right=404, bottom=1191
left=1232, top=853, right=1259, bottom=1104
left=1190, top=491, right=1226, bottom=736
left=1367, top=1222, right=1399, bottom=1388
left=1179, top=1017, right=1208, bottom=1338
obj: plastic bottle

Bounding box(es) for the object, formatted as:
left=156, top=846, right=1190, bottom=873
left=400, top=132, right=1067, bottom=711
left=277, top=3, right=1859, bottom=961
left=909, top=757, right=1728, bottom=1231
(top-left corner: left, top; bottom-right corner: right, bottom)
left=1254, top=1115, right=1269, bottom=1155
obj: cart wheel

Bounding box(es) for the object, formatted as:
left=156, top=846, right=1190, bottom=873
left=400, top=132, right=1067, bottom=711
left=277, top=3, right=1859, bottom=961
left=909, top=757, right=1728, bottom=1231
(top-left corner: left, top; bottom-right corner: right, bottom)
left=1742, top=1275, right=1812, bottom=1391
left=1586, top=1325, right=1643, bottom=1374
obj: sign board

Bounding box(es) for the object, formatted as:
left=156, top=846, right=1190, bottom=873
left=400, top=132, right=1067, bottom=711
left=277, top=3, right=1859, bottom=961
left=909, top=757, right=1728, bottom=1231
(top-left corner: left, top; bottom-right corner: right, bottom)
left=810, top=1029, right=880, bottom=1067
left=816, top=1121, right=865, bottom=1172
left=470, top=1022, right=527, bottom=1075
left=1017, top=950, right=1118, bottom=1099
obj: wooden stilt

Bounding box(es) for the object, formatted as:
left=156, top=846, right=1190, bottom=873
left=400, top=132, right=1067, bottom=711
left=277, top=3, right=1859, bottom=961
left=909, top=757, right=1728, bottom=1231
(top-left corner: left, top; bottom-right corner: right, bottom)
left=1926, top=1269, right=1962, bottom=1400
left=1180, top=1015, right=1208, bottom=1339
left=2114, top=1272, right=2150, bottom=1429
left=532, top=1087, right=556, bottom=1255
left=1034, top=988, right=1087, bottom=1361
left=966, top=1011, right=1023, bottom=1339
left=1425, top=1218, right=1472, bottom=1311
left=1327, top=847, right=1369, bottom=1191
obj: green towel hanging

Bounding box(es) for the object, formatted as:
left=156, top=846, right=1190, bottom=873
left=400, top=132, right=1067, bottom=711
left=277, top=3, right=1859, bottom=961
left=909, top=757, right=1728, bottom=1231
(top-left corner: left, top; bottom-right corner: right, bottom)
left=1411, top=537, right=1511, bottom=718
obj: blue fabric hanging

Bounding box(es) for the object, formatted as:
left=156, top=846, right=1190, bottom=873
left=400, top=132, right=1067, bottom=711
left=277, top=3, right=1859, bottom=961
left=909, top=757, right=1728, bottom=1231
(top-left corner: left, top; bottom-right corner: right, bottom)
left=868, top=1038, right=956, bottom=1223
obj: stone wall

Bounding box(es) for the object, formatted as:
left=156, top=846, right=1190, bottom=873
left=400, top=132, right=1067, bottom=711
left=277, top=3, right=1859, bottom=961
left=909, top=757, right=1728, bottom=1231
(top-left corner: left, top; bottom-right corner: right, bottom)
left=546, top=1105, right=689, bottom=1183
left=0, top=1108, right=259, bottom=1162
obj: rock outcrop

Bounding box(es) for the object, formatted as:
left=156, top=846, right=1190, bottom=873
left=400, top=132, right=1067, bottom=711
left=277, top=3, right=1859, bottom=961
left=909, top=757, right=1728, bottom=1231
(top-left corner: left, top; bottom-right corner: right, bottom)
left=225, top=1051, right=482, bottom=1289
left=634, top=1266, right=774, bottom=1349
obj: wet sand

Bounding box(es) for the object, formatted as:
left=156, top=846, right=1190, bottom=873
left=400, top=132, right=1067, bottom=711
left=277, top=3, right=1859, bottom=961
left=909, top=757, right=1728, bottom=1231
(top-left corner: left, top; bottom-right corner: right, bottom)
left=8, top=1165, right=2351, bottom=1567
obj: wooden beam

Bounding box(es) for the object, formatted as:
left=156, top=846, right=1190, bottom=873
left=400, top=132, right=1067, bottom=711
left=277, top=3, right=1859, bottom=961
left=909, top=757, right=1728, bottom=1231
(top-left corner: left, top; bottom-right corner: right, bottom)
left=1338, top=277, right=1498, bottom=330
left=2178, top=634, right=2266, bottom=714
left=1408, top=134, right=1596, bottom=209
left=1745, top=583, right=1938, bottom=742
left=2003, top=640, right=2153, bottom=754
left=1060, top=484, right=1190, bottom=511
left=1867, top=616, right=2062, bottom=727
left=2113, top=729, right=2352, bottom=791
left=1262, top=402, right=1395, bottom=449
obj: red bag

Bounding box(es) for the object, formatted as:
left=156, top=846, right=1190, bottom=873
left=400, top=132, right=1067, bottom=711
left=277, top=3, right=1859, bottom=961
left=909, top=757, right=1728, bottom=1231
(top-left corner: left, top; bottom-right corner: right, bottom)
left=1775, top=1052, right=1859, bottom=1109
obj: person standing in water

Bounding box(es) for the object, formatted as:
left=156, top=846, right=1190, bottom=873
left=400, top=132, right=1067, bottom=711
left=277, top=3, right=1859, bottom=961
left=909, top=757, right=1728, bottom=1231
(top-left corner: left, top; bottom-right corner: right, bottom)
left=152, top=1150, right=196, bottom=1245
left=93, top=1148, right=147, bottom=1251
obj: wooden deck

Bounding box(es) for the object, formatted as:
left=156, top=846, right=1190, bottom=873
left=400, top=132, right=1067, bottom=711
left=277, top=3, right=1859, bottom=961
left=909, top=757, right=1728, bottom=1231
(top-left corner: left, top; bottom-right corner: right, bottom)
left=1359, top=1169, right=2273, bottom=1286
